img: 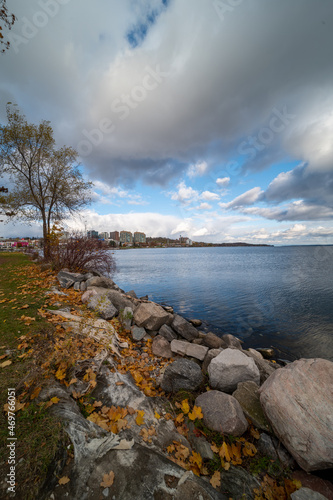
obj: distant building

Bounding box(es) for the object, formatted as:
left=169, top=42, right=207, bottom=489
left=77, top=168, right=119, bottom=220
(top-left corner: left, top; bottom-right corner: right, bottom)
left=134, top=231, right=146, bottom=244
left=99, top=232, right=109, bottom=240
left=120, top=231, right=133, bottom=244
left=87, top=230, right=98, bottom=239
left=109, top=231, right=120, bottom=241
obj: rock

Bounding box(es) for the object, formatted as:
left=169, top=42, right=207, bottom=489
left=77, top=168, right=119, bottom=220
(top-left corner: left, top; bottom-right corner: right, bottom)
left=152, top=335, right=173, bottom=358
left=171, top=315, right=199, bottom=341
left=134, top=302, right=173, bottom=331
left=191, top=338, right=204, bottom=345
left=162, top=305, right=174, bottom=314
left=85, top=276, right=116, bottom=289
left=259, top=358, right=333, bottom=472
left=57, top=270, right=83, bottom=288
left=219, top=465, right=261, bottom=500
left=291, top=488, right=329, bottom=500
left=221, top=334, right=243, bottom=350
left=119, top=306, right=134, bottom=330
left=252, top=355, right=278, bottom=384
left=189, top=319, right=202, bottom=327
left=126, top=290, right=138, bottom=299
left=73, top=281, right=81, bottom=291
left=292, top=471, right=333, bottom=500
left=202, top=348, right=223, bottom=373
left=131, top=326, right=147, bottom=341
left=87, top=293, right=118, bottom=320
left=202, top=332, right=226, bottom=349
left=159, top=324, right=178, bottom=342
left=246, top=348, right=264, bottom=360
left=208, top=348, right=260, bottom=393
left=257, top=347, right=275, bottom=358
left=161, top=359, right=203, bottom=393
left=81, top=288, right=97, bottom=304
left=170, top=339, right=208, bottom=361
left=195, top=391, right=248, bottom=436
left=233, top=381, right=272, bottom=432
left=103, top=289, right=135, bottom=311
left=257, top=433, right=295, bottom=468
left=140, top=294, right=149, bottom=301
left=80, top=281, right=87, bottom=291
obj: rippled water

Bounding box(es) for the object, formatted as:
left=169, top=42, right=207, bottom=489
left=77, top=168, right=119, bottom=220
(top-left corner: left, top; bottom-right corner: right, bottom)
left=112, top=246, right=333, bottom=361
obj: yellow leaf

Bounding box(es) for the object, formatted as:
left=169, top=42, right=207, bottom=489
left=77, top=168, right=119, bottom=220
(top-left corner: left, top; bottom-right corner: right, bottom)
left=20, top=304, right=29, bottom=309
left=58, top=476, right=70, bottom=485
left=135, top=410, right=145, bottom=426
left=0, top=360, right=12, bottom=368
left=242, top=441, right=257, bottom=457
left=188, top=405, right=203, bottom=421
left=154, top=411, right=161, bottom=419
left=100, top=471, right=115, bottom=488
left=210, top=471, right=221, bottom=489
left=180, top=399, right=190, bottom=414
left=250, top=427, right=260, bottom=440
left=223, top=461, right=230, bottom=471
left=51, top=397, right=60, bottom=404
left=211, top=442, right=219, bottom=454
left=175, top=413, right=184, bottom=425
left=68, top=378, right=77, bottom=385
left=55, top=367, right=66, bottom=380
left=219, top=442, right=231, bottom=462
left=30, top=386, right=41, bottom=400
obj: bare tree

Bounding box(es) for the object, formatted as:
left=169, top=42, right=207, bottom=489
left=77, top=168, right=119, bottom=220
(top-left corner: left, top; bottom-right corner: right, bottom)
left=0, top=0, right=16, bottom=53
left=0, top=105, right=93, bottom=258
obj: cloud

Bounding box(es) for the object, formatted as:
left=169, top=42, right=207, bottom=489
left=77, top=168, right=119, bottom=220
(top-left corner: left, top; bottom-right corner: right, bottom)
left=170, top=181, right=198, bottom=204
left=219, top=187, right=264, bottom=209
left=245, top=223, right=333, bottom=244
left=187, top=161, right=208, bottom=178
left=196, top=202, right=212, bottom=210
left=242, top=202, right=333, bottom=222
left=200, top=191, right=220, bottom=201
left=216, top=177, right=230, bottom=187
left=93, top=180, right=147, bottom=205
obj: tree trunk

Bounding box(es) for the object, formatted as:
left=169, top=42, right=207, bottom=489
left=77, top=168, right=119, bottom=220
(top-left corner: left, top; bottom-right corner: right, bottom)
left=42, top=216, right=49, bottom=260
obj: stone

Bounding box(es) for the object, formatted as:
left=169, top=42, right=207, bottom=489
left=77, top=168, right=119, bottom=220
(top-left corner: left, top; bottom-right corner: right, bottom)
left=134, top=302, right=172, bottom=331
left=170, top=339, right=208, bottom=361
left=191, top=338, right=204, bottom=345
left=152, top=335, right=172, bottom=358
left=81, top=288, right=97, bottom=304
left=259, top=358, right=333, bottom=472
left=257, top=347, right=275, bottom=358
left=104, top=288, right=135, bottom=311
left=80, top=281, right=87, bottom=291
left=87, top=293, right=118, bottom=320
left=219, top=466, right=261, bottom=500
left=195, top=391, right=248, bottom=436
left=131, top=326, right=147, bottom=341
left=85, top=276, right=116, bottom=289
left=291, top=488, right=329, bottom=500
left=57, top=270, right=83, bottom=288
left=292, top=471, right=333, bottom=500
left=250, top=355, right=278, bottom=384
left=221, top=334, right=243, bottom=350
left=74, top=281, right=81, bottom=291
left=202, top=332, right=226, bottom=349
left=233, top=381, right=271, bottom=432
left=246, top=348, right=264, bottom=360
left=202, top=348, right=223, bottom=373
left=161, top=359, right=203, bottom=393
left=119, top=306, right=134, bottom=330
left=126, top=290, right=138, bottom=299
left=159, top=324, right=178, bottom=342
left=208, top=348, right=260, bottom=393
left=189, top=319, right=202, bottom=327
left=171, top=315, right=199, bottom=341
left=257, top=433, right=295, bottom=468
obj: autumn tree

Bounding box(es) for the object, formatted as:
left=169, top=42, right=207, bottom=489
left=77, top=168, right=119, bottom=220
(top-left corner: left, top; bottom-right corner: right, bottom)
left=0, top=105, right=93, bottom=257
left=0, top=0, right=16, bottom=53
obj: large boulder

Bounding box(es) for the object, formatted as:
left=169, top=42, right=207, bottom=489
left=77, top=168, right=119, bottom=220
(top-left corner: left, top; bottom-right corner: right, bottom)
left=87, top=292, right=118, bottom=320
left=170, top=339, right=209, bottom=361
left=85, top=276, right=116, bottom=289
left=259, top=358, right=333, bottom=472
left=171, top=315, right=199, bottom=341
left=134, top=302, right=172, bottom=331
left=105, top=289, right=135, bottom=312
left=201, top=332, right=226, bottom=349
left=159, top=324, right=178, bottom=342
left=195, top=391, right=248, bottom=436
left=152, top=335, right=172, bottom=358
left=202, top=348, right=223, bottom=373
left=57, top=270, right=84, bottom=289
left=232, top=381, right=271, bottom=432
left=221, top=334, right=243, bottom=350
left=208, top=348, right=260, bottom=393
left=161, top=359, right=203, bottom=393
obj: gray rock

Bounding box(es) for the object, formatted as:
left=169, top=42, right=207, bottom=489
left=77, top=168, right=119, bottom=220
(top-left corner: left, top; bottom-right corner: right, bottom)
left=134, top=302, right=173, bottom=331
left=257, top=347, right=275, bottom=358
left=57, top=270, right=82, bottom=288
left=246, top=348, right=264, bottom=360
left=104, top=288, right=135, bottom=311
left=80, top=281, right=87, bottom=291
left=259, top=358, right=333, bottom=472
left=126, top=289, right=138, bottom=299
left=170, top=339, right=208, bottom=361
left=195, top=390, right=248, bottom=436
left=131, top=325, right=147, bottom=341
left=85, top=276, right=116, bottom=289
left=120, top=306, right=134, bottom=330
left=291, top=488, right=329, bottom=500
left=221, top=334, right=243, bottom=350
left=219, top=465, right=261, bottom=500
left=87, top=293, right=118, bottom=320
left=161, top=359, right=203, bottom=393
left=74, top=281, right=81, bottom=291
left=202, top=348, right=223, bottom=373
left=152, top=335, right=173, bottom=358
left=171, top=315, right=199, bottom=341
left=245, top=352, right=278, bottom=384
left=192, top=338, right=204, bottom=345
left=257, top=433, right=295, bottom=468
left=208, top=348, right=260, bottom=393
left=159, top=324, right=178, bottom=342
left=232, top=381, right=271, bottom=432
left=202, top=332, right=226, bottom=349
left=189, top=319, right=202, bottom=327
left=81, top=288, right=97, bottom=304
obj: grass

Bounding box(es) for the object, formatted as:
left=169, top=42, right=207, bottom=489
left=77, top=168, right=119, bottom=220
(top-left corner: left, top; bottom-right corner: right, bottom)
left=0, top=253, right=66, bottom=500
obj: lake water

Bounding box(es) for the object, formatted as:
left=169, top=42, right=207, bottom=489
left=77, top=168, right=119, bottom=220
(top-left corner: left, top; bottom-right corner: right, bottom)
left=112, top=246, right=333, bottom=362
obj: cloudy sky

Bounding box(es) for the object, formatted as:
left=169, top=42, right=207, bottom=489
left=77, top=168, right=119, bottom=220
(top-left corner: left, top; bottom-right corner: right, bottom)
left=1, top=0, right=333, bottom=244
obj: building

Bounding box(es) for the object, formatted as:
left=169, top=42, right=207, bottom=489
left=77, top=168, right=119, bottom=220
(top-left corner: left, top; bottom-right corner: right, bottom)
left=109, top=231, right=119, bottom=241
left=87, top=230, right=98, bottom=239
left=120, top=231, right=133, bottom=244
left=99, top=232, right=109, bottom=240
left=134, top=231, right=146, bottom=244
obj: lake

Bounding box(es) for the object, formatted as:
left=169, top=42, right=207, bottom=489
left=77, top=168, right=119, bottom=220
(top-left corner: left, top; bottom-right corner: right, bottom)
left=112, top=246, right=333, bottom=362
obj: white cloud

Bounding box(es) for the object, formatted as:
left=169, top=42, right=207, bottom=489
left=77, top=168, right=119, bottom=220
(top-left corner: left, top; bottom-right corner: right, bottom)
left=201, top=191, right=220, bottom=201
left=220, top=187, right=264, bottom=209
left=216, top=177, right=230, bottom=187
left=196, top=202, right=212, bottom=210
left=170, top=181, right=199, bottom=204
left=187, top=161, right=208, bottom=178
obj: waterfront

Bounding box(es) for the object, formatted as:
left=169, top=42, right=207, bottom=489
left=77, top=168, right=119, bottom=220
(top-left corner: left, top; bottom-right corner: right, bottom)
left=113, top=246, right=333, bottom=362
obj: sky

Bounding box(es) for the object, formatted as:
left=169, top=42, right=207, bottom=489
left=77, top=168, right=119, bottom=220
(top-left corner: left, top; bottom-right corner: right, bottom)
left=1, top=0, right=333, bottom=245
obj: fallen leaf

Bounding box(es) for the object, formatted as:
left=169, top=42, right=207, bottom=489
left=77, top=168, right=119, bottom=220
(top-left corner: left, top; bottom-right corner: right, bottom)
left=188, top=405, right=203, bottom=421
left=68, top=378, right=77, bottom=385
left=180, top=399, right=190, bottom=414
left=30, top=386, right=41, bottom=400
left=154, top=411, right=161, bottom=419
left=135, top=410, right=145, bottom=426
left=0, top=360, right=12, bottom=368
left=210, top=471, right=221, bottom=489
left=219, top=442, right=231, bottom=462
left=211, top=442, right=219, bottom=454
left=58, top=476, right=70, bottom=485
left=100, top=471, right=114, bottom=488
left=20, top=304, right=30, bottom=309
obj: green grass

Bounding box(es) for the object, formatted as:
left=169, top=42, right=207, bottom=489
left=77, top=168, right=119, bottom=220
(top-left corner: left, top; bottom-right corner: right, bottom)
left=0, top=253, right=65, bottom=499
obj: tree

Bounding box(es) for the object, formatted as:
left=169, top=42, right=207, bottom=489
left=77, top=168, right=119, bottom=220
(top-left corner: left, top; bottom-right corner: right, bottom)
left=0, top=0, right=16, bottom=53
left=0, top=105, right=93, bottom=258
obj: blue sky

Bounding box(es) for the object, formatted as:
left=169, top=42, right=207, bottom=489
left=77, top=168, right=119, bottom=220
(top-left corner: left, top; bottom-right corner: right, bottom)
left=1, top=0, right=333, bottom=244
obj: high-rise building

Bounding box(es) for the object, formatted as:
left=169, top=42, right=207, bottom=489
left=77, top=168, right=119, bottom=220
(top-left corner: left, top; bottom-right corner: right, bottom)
left=134, top=231, right=146, bottom=244
left=87, top=230, right=98, bottom=239
left=99, top=232, right=109, bottom=240
left=120, top=231, right=133, bottom=244
left=110, top=231, right=120, bottom=241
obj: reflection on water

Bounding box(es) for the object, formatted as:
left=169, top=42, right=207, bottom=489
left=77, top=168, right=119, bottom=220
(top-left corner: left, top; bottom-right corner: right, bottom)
left=112, top=246, right=333, bottom=362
